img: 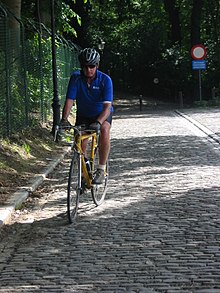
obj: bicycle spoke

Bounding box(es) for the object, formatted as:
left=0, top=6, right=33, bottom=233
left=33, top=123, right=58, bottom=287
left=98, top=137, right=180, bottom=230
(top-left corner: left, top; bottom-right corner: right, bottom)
left=67, top=152, right=80, bottom=223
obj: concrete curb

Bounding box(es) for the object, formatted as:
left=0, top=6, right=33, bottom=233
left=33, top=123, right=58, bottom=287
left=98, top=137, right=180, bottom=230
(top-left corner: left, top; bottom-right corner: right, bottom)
left=0, top=146, right=71, bottom=227
left=175, top=109, right=220, bottom=145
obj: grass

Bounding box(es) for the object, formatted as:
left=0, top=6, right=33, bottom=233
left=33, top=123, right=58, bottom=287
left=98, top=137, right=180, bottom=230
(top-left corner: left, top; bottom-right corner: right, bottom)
left=0, top=122, right=64, bottom=205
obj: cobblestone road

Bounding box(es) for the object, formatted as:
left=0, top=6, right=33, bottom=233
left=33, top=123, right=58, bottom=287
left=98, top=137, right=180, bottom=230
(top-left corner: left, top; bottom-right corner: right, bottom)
left=1, top=107, right=220, bottom=293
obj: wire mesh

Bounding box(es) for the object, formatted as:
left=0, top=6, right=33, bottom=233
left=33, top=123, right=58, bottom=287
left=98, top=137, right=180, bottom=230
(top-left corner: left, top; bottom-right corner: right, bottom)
left=0, top=4, right=80, bottom=137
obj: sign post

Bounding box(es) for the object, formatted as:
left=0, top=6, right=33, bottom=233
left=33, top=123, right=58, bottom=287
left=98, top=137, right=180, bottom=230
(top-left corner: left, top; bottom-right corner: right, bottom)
left=191, top=44, right=207, bottom=102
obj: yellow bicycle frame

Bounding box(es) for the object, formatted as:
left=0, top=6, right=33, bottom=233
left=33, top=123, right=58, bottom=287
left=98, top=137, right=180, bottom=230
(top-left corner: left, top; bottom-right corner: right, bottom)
left=74, top=131, right=98, bottom=189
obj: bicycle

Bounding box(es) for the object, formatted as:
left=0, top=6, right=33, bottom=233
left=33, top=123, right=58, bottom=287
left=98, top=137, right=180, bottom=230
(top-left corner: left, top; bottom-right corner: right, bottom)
left=55, top=124, right=109, bottom=223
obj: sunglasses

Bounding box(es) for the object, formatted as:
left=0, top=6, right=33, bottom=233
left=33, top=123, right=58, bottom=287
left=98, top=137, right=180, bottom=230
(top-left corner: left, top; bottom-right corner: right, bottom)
left=83, top=65, right=96, bottom=69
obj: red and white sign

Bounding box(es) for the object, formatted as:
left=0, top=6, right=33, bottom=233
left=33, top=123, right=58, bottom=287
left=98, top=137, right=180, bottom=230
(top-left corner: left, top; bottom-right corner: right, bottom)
left=191, top=44, right=207, bottom=60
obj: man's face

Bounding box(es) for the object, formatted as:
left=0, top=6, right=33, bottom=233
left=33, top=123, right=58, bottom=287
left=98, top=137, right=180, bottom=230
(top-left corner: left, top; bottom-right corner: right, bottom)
left=82, top=65, right=97, bottom=78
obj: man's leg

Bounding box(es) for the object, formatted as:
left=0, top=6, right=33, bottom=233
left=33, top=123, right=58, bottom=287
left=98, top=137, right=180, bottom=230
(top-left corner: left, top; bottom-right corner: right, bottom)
left=92, top=121, right=111, bottom=184
left=99, top=120, right=111, bottom=165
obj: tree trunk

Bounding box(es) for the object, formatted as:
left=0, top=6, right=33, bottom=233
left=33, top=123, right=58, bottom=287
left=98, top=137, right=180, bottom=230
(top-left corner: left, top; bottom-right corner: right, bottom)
left=1, top=0, right=21, bottom=28
left=191, top=0, right=204, bottom=46
left=1, top=0, right=21, bottom=50
left=38, top=0, right=51, bottom=27
left=66, top=0, right=90, bottom=47
left=163, top=0, right=182, bottom=45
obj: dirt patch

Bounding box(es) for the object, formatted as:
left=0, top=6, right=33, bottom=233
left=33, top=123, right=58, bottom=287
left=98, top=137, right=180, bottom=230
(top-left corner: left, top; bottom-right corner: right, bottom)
left=0, top=122, right=65, bottom=205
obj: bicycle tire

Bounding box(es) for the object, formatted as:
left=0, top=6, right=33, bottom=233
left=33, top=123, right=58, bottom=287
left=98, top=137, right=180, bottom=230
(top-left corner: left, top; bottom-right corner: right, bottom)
left=67, top=152, right=80, bottom=223
left=91, top=148, right=109, bottom=206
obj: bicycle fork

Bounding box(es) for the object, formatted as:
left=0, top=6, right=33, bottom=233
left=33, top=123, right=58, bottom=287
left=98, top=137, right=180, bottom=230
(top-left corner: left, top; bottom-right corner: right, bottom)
left=78, top=153, right=83, bottom=194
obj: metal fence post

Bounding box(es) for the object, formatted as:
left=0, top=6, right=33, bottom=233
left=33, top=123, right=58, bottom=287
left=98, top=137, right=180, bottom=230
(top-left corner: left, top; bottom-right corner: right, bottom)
left=50, top=0, right=60, bottom=134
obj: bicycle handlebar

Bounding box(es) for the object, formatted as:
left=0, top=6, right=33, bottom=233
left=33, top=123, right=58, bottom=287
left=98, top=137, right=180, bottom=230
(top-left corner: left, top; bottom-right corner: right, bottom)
left=54, top=124, right=98, bottom=142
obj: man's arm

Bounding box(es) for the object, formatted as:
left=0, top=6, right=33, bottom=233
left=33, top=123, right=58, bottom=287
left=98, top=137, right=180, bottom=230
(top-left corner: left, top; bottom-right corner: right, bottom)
left=61, top=98, right=75, bottom=121
left=97, top=102, right=111, bottom=125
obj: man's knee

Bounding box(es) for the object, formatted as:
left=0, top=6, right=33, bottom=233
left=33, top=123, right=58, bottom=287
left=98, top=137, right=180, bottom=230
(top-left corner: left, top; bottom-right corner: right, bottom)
left=101, top=122, right=111, bottom=137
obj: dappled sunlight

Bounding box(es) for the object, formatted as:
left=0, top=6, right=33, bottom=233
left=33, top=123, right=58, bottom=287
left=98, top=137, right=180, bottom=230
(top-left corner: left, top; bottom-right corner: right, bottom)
left=112, top=112, right=204, bottom=138
left=4, top=110, right=220, bottom=224
left=1, top=110, right=220, bottom=292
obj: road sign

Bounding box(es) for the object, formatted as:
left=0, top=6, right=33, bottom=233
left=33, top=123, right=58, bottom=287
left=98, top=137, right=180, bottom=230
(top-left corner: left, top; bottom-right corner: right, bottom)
left=191, top=44, right=207, bottom=60
left=153, top=78, right=159, bottom=84
left=192, top=60, right=207, bottom=70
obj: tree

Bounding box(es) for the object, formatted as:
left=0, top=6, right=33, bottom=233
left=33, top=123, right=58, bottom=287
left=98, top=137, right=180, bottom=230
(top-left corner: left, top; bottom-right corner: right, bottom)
left=1, top=0, right=21, bottom=24
left=163, top=0, right=182, bottom=45
left=1, top=0, right=22, bottom=48
left=64, top=0, right=91, bottom=47
left=190, top=0, right=204, bottom=46
left=92, top=1, right=218, bottom=101
left=2, top=0, right=220, bottom=103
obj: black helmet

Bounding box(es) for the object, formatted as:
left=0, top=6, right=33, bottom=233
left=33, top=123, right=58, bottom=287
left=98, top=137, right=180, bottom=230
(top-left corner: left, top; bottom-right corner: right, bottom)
left=78, top=48, right=100, bottom=66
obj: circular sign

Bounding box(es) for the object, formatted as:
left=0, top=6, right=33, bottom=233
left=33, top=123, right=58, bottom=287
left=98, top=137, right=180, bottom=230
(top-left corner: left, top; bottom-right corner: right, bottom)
left=191, top=44, right=207, bottom=60
left=153, top=78, right=159, bottom=84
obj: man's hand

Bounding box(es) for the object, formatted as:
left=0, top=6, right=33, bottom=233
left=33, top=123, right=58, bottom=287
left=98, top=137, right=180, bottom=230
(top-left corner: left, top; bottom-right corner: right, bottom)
left=59, top=118, right=72, bottom=129
left=89, top=121, right=101, bottom=133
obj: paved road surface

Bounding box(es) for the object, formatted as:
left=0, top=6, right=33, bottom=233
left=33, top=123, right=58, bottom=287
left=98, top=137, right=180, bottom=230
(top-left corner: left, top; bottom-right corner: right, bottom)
left=0, top=107, right=220, bottom=293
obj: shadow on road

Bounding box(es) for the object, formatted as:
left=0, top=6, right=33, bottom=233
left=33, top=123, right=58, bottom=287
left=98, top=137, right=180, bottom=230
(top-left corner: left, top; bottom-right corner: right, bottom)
left=1, top=107, right=220, bottom=292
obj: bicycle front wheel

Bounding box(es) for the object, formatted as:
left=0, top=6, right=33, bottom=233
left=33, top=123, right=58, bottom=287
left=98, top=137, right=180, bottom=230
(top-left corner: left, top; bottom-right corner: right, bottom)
left=91, top=151, right=109, bottom=206
left=67, top=152, right=81, bottom=223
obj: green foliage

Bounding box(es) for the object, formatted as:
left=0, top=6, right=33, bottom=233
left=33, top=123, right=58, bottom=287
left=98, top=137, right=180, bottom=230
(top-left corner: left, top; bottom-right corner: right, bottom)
left=85, top=0, right=220, bottom=103
left=193, top=97, right=220, bottom=108
left=60, top=3, right=79, bottom=36
left=57, top=0, right=90, bottom=37
left=22, top=143, right=31, bottom=155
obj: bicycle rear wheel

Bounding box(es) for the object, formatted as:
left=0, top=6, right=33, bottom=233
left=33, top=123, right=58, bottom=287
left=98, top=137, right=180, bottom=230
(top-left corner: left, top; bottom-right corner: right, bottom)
left=91, top=149, right=109, bottom=206
left=67, top=152, right=80, bottom=223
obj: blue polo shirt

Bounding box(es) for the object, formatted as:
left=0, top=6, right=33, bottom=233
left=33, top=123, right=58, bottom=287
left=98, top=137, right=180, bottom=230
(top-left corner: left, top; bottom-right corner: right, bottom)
left=66, top=69, right=113, bottom=117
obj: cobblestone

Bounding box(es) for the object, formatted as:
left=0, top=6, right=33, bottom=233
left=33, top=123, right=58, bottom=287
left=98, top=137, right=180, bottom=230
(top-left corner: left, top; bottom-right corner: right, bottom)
left=0, top=106, right=220, bottom=292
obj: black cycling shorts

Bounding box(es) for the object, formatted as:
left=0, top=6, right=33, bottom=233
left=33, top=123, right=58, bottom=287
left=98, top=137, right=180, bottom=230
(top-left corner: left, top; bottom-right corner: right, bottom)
left=75, top=112, right=113, bottom=126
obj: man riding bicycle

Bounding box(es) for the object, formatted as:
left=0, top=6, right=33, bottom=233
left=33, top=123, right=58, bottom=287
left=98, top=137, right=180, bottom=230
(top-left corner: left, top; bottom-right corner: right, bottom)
left=60, top=47, right=114, bottom=184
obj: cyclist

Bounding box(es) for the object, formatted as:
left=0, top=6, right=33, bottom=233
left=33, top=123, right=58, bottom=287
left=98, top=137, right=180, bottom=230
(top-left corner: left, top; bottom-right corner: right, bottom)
left=60, top=47, right=114, bottom=184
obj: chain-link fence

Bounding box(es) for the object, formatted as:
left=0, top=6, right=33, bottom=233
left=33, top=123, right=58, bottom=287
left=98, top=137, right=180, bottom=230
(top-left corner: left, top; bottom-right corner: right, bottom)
left=0, top=3, right=80, bottom=137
